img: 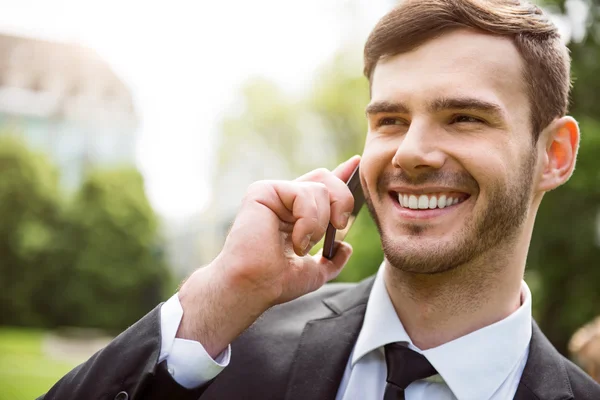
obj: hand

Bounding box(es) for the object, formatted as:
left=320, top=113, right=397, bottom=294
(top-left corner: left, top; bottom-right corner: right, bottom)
left=177, top=156, right=360, bottom=357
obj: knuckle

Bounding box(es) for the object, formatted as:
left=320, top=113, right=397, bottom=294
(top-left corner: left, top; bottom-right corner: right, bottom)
left=307, top=216, right=320, bottom=227
left=297, top=183, right=313, bottom=199
left=247, top=180, right=268, bottom=194
left=312, top=167, right=331, bottom=181
left=311, top=182, right=329, bottom=197
left=244, top=180, right=274, bottom=202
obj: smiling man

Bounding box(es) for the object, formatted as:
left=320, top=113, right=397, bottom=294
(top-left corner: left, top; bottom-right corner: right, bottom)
left=42, top=1, right=600, bottom=400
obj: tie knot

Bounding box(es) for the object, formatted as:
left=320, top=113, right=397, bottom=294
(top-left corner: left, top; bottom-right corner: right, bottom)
left=384, top=343, right=438, bottom=390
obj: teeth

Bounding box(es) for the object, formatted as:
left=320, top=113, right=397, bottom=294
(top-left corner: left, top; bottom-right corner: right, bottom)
left=438, top=195, right=447, bottom=208
left=428, top=196, right=437, bottom=209
left=397, top=192, right=466, bottom=210
left=409, top=195, right=418, bottom=209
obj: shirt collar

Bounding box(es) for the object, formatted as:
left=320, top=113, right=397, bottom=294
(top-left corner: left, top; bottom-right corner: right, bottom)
left=352, top=263, right=532, bottom=400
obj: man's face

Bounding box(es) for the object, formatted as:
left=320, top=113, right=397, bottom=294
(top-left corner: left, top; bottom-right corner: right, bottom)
left=362, top=29, right=536, bottom=274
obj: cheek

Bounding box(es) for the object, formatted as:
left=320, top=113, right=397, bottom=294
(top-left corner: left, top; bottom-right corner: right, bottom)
left=461, top=148, right=516, bottom=198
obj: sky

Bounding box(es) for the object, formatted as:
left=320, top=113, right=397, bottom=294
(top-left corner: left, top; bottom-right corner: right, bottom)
left=0, top=0, right=390, bottom=221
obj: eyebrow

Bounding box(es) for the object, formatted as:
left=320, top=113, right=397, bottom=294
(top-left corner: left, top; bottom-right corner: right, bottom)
left=365, top=97, right=506, bottom=120
left=428, top=97, right=506, bottom=119
left=365, top=101, right=410, bottom=116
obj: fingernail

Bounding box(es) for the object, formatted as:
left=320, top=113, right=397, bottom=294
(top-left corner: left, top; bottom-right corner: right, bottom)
left=301, top=235, right=312, bottom=253
left=341, top=212, right=352, bottom=228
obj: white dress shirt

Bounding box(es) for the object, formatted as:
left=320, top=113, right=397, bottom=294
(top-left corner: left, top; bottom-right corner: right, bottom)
left=158, top=294, right=230, bottom=389
left=335, top=266, right=532, bottom=400
left=159, top=265, right=532, bottom=399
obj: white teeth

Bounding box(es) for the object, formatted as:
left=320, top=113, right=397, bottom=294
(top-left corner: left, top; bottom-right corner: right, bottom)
left=399, top=194, right=405, bottom=207
left=438, top=195, right=447, bottom=208
left=409, top=195, right=418, bottom=209
left=428, top=196, right=437, bottom=209
left=397, top=192, right=466, bottom=210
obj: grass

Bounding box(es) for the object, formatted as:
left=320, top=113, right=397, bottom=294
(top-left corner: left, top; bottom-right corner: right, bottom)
left=0, top=327, right=79, bottom=400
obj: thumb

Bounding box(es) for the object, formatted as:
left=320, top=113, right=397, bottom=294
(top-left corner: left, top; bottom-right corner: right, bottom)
left=317, top=241, right=353, bottom=282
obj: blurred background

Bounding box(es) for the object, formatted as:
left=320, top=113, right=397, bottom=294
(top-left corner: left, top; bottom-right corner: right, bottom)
left=0, top=0, right=599, bottom=398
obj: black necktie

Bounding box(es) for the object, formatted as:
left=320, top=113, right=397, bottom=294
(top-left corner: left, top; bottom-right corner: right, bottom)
left=384, top=343, right=438, bottom=400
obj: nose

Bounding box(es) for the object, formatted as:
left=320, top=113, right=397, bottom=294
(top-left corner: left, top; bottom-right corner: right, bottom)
left=391, top=120, right=446, bottom=173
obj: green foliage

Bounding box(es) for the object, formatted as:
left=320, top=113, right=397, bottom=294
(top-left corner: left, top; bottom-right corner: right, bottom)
left=0, top=135, right=64, bottom=327
left=0, top=135, right=171, bottom=332
left=218, top=79, right=306, bottom=175
left=334, top=211, right=384, bottom=283
left=61, top=168, right=171, bottom=332
left=527, top=119, right=600, bottom=356
left=523, top=0, right=600, bottom=355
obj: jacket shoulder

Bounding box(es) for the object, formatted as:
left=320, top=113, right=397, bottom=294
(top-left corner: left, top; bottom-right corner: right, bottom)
left=249, top=281, right=359, bottom=341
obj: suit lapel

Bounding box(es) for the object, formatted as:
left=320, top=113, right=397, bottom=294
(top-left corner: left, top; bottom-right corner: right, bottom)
left=513, top=321, right=573, bottom=400
left=284, top=278, right=375, bottom=400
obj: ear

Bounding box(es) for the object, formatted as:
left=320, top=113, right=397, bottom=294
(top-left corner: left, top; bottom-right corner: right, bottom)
left=537, top=116, right=580, bottom=192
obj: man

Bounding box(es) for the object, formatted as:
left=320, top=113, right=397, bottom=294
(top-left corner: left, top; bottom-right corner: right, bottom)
left=42, top=0, right=600, bottom=399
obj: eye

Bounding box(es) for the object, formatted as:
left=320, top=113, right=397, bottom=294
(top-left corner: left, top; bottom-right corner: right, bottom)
left=376, top=117, right=406, bottom=127
left=451, top=115, right=485, bottom=124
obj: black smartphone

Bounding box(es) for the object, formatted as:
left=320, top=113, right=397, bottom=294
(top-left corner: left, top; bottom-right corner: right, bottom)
left=323, top=165, right=365, bottom=259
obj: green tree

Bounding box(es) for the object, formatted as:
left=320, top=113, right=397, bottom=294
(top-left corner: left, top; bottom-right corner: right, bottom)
left=525, top=0, right=600, bottom=355
left=60, top=168, right=172, bottom=332
left=0, top=135, right=66, bottom=327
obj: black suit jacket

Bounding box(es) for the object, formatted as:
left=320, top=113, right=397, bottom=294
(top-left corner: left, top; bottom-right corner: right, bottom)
left=41, top=277, right=600, bottom=400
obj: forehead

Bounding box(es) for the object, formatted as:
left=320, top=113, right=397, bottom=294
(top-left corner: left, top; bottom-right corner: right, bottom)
left=371, top=29, right=529, bottom=117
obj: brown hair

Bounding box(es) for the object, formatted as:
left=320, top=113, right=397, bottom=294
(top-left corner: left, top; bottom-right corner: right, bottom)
left=363, top=0, right=571, bottom=142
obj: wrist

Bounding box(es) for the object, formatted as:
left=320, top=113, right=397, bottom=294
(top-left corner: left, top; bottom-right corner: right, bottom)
left=176, top=259, right=270, bottom=358
left=207, top=253, right=282, bottom=308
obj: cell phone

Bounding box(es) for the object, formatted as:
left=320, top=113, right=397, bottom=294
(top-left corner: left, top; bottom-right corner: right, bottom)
left=323, top=165, right=365, bottom=259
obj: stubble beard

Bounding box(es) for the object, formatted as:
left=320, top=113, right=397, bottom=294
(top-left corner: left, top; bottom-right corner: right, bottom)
left=363, top=156, right=535, bottom=275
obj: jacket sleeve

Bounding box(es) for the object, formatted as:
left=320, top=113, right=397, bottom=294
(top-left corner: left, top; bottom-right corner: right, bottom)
left=38, top=304, right=209, bottom=400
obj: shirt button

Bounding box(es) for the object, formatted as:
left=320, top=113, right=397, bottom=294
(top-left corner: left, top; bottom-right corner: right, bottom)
left=114, top=391, right=128, bottom=400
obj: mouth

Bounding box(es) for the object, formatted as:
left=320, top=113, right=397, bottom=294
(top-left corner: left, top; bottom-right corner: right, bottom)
left=388, top=190, right=472, bottom=220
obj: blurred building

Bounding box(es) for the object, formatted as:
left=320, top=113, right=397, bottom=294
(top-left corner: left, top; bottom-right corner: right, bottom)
left=0, top=33, right=138, bottom=188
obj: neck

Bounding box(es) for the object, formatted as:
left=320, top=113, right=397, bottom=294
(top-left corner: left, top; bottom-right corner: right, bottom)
left=384, top=239, right=529, bottom=350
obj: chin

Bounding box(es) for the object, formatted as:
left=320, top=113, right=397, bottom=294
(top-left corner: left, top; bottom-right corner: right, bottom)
left=381, top=233, right=473, bottom=275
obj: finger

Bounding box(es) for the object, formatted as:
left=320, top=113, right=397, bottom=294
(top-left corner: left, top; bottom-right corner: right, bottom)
left=332, top=155, right=361, bottom=183
left=315, top=241, right=353, bottom=282
left=285, top=242, right=353, bottom=298
left=307, top=182, right=331, bottom=249
left=252, top=181, right=321, bottom=255
left=288, top=185, right=322, bottom=256
left=296, top=168, right=355, bottom=230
